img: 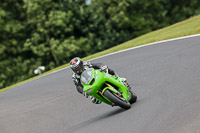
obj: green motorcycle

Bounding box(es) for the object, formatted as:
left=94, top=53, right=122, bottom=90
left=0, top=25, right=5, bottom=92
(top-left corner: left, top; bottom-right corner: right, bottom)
left=81, top=68, right=137, bottom=110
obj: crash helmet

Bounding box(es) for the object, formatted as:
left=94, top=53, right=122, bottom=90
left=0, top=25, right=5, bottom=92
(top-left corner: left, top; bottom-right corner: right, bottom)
left=70, top=57, right=84, bottom=75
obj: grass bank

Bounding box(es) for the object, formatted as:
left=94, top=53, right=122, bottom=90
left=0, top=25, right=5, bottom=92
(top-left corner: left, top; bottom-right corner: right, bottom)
left=1, top=15, right=200, bottom=93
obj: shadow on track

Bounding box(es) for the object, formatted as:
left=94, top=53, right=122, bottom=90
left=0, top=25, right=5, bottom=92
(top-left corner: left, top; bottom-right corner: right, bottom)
left=66, top=108, right=125, bottom=132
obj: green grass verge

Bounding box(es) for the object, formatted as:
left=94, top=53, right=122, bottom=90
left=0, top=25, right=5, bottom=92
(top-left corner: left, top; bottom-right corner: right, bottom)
left=1, top=15, right=200, bottom=93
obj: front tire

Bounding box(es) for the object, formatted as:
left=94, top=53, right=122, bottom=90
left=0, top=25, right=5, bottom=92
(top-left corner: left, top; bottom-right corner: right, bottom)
left=104, top=90, right=131, bottom=110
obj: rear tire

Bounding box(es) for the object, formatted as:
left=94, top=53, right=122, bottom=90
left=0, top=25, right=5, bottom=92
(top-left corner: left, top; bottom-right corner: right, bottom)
left=129, top=91, right=137, bottom=104
left=104, top=90, right=131, bottom=110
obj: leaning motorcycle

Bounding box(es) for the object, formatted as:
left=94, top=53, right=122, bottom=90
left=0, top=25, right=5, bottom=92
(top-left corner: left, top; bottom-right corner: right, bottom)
left=81, top=68, right=137, bottom=110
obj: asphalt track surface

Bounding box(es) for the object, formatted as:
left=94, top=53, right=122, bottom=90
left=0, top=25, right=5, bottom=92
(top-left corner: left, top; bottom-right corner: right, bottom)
left=0, top=35, right=200, bottom=133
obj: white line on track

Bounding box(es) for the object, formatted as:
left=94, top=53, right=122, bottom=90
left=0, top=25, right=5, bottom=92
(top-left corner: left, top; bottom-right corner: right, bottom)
left=51, top=34, right=200, bottom=72
left=6, top=34, right=200, bottom=89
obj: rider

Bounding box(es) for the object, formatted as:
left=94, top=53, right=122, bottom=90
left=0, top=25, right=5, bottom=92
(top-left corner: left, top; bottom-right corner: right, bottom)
left=70, top=57, right=129, bottom=104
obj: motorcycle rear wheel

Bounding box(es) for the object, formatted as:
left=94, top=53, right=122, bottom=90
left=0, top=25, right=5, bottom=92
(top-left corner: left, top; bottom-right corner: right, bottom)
left=129, top=90, right=137, bottom=104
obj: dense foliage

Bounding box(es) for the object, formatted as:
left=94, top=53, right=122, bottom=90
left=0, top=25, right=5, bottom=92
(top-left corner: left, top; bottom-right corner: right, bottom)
left=0, top=0, right=200, bottom=89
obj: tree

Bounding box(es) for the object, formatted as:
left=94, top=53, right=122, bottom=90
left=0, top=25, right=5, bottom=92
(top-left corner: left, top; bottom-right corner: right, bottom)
left=1, top=0, right=200, bottom=89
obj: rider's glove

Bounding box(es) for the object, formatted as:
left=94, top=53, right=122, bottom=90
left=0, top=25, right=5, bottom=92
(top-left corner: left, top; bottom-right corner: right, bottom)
left=82, top=92, right=89, bottom=98
left=84, top=62, right=92, bottom=68
left=100, top=65, right=108, bottom=73
left=89, top=96, right=102, bottom=104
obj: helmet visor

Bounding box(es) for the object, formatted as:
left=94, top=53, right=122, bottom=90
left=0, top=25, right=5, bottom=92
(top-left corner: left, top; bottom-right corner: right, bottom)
left=74, top=65, right=81, bottom=72
left=72, top=63, right=83, bottom=74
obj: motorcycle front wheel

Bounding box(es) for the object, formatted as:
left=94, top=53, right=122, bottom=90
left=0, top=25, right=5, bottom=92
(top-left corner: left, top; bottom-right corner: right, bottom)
left=103, top=90, right=131, bottom=110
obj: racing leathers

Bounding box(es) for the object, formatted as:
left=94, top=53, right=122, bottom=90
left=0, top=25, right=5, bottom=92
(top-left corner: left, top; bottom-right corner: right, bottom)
left=72, top=62, right=116, bottom=104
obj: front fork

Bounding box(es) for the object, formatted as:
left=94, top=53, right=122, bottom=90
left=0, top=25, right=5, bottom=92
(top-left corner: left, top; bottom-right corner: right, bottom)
left=105, top=83, right=123, bottom=98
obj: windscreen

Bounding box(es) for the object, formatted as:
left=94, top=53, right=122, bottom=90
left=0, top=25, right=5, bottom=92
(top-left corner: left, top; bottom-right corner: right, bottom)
left=81, top=68, right=93, bottom=84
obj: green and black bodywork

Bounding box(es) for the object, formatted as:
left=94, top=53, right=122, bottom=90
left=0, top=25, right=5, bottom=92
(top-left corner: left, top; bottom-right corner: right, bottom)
left=81, top=68, right=137, bottom=110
